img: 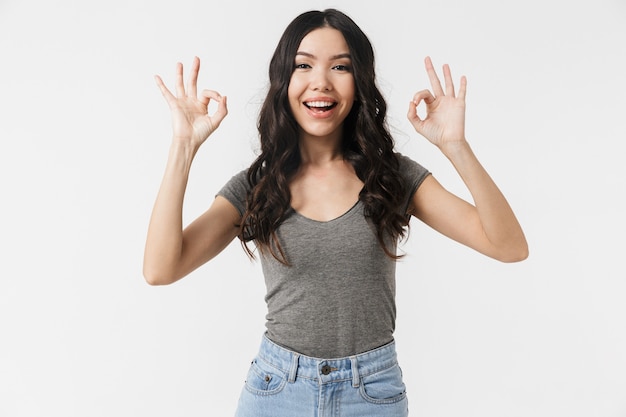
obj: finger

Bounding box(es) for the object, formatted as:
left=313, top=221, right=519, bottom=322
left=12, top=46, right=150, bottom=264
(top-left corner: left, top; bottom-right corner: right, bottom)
left=175, top=62, right=185, bottom=97
left=188, top=56, right=200, bottom=99
left=198, top=89, right=222, bottom=106
left=424, top=56, right=444, bottom=97
left=214, top=95, right=229, bottom=126
left=412, top=89, right=436, bottom=107
left=408, top=89, right=435, bottom=124
left=407, top=100, right=422, bottom=124
left=443, top=64, right=455, bottom=97
left=154, top=75, right=176, bottom=104
left=207, top=95, right=228, bottom=132
left=458, top=75, right=467, bottom=101
left=200, top=90, right=229, bottom=127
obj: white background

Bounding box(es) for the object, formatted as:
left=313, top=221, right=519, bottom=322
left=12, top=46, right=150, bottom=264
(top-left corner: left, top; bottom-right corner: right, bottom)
left=1, top=0, right=625, bottom=416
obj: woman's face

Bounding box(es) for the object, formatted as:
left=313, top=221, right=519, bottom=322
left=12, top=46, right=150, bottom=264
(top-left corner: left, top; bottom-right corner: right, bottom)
left=288, top=27, right=355, bottom=143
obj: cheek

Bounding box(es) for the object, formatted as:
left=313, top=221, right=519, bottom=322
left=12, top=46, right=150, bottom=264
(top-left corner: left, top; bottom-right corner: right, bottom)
left=287, top=79, right=302, bottom=105
left=287, top=90, right=299, bottom=115
left=348, top=80, right=356, bottom=101
left=339, top=78, right=356, bottom=102
left=288, top=72, right=305, bottom=91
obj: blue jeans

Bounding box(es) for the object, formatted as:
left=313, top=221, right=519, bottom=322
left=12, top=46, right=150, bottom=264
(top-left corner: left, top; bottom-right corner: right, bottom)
left=235, top=335, right=408, bottom=417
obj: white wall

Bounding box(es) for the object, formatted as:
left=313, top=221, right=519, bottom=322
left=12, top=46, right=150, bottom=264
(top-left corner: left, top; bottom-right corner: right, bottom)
left=1, top=0, right=625, bottom=416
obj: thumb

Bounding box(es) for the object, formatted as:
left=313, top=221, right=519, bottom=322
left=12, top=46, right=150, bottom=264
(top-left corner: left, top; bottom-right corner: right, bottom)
left=199, top=90, right=228, bottom=128
left=211, top=95, right=228, bottom=129
left=407, top=100, right=422, bottom=124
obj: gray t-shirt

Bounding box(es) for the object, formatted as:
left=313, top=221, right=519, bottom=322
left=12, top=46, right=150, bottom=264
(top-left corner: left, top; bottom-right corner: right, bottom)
left=217, top=153, right=430, bottom=358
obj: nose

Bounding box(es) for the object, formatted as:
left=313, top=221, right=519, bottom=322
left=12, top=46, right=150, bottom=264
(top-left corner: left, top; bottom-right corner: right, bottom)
left=310, top=68, right=331, bottom=91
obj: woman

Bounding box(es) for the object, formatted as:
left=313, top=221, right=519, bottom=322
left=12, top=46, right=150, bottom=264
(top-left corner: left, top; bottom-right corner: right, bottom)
left=144, top=8, right=528, bottom=417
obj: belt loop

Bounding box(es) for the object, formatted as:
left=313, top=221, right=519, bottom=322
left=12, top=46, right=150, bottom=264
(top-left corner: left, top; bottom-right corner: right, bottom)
left=288, top=353, right=300, bottom=383
left=350, top=356, right=359, bottom=388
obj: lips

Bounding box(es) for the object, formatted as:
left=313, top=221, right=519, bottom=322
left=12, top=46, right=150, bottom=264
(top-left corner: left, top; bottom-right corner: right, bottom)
left=304, top=99, right=337, bottom=113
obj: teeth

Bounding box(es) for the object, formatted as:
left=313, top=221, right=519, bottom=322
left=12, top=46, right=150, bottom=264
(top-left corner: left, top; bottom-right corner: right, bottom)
left=306, top=101, right=334, bottom=108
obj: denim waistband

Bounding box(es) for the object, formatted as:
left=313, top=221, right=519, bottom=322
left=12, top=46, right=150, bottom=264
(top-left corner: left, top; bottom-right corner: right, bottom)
left=256, top=334, right=398, bottom=386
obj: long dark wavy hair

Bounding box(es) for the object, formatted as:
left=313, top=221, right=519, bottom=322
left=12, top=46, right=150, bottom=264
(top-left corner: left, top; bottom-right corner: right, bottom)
left=239, top=9, right=408, bottom=264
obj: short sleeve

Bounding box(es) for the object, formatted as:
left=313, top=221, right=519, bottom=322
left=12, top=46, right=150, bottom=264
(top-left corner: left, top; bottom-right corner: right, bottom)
left=216, top=169, right=250, bottom=216
left=396, top=153, right=431, bottom=213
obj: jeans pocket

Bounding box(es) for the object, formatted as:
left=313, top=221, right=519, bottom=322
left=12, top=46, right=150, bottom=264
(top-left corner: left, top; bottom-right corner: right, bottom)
left=244, top=357, right=288, bottom=396
left=358, top=363, right=407, bottom=404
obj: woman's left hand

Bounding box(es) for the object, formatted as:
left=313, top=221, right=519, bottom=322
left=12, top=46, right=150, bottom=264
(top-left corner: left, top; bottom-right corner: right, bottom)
left=407, top=56, right=467, bottom=151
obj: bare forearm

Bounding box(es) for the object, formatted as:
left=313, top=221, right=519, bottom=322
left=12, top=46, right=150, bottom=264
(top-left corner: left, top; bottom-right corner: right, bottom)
left=143, top=141, right=198, bottom=284
left=442, top=140, right=528, bottom=261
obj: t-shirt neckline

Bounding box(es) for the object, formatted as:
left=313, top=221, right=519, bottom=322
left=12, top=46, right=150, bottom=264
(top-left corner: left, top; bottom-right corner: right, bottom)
left=289, top=200, right=361, bottom=225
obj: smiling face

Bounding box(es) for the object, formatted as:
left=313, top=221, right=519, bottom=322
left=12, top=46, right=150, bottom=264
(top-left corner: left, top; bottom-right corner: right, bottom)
left=288, top=27, right=355, bottom=144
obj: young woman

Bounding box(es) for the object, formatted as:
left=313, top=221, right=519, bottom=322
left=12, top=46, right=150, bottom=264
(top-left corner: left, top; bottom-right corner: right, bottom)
left=144, top=9, right=528, bottom=417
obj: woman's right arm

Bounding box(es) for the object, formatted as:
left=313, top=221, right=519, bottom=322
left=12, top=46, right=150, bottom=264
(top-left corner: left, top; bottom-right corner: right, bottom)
left=143, top=57, right=237, bottom=285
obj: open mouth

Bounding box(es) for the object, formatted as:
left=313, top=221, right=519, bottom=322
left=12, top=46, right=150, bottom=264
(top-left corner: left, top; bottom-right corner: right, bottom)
left=304, top=101, right=337, bottom=113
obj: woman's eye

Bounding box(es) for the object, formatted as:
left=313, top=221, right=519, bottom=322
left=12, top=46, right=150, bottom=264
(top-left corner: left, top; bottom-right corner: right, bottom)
left=333, top=64, right=351, bottom=72
left=294, top=63, right=311, bottom=69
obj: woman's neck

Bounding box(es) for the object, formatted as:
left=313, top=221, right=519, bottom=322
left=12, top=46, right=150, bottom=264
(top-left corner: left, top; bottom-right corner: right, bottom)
left=298, top=132, right=343, bottom=166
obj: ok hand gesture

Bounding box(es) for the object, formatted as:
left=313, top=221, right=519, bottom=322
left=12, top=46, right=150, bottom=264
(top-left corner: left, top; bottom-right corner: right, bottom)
left=155, top=57, right=228, bottom=149
left=407, top=56, right=467, bottom=152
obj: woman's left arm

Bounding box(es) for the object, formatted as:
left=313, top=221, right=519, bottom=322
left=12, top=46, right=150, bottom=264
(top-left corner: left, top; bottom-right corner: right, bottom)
left=407, top=57, right=528, bottom=262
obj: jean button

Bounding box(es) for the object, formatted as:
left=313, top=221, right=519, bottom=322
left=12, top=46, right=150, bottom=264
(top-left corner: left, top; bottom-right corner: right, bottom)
left=321, top=365, right=332, bottom=375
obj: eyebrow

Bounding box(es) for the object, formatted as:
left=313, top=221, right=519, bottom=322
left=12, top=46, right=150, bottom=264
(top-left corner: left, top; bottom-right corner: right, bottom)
left=295, top=51, right=351, bottom=60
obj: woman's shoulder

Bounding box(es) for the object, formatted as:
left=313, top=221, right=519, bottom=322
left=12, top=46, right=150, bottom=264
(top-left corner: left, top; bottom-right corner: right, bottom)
left=394, top=152, right=429, bottom=178
left=393, top=152, right=431, bottom=209
left=216, top=167, right=251, bottom=216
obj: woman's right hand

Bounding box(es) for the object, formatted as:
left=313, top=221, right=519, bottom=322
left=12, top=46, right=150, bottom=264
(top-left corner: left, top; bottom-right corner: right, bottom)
left=155, top=56, right=228, bottom=149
